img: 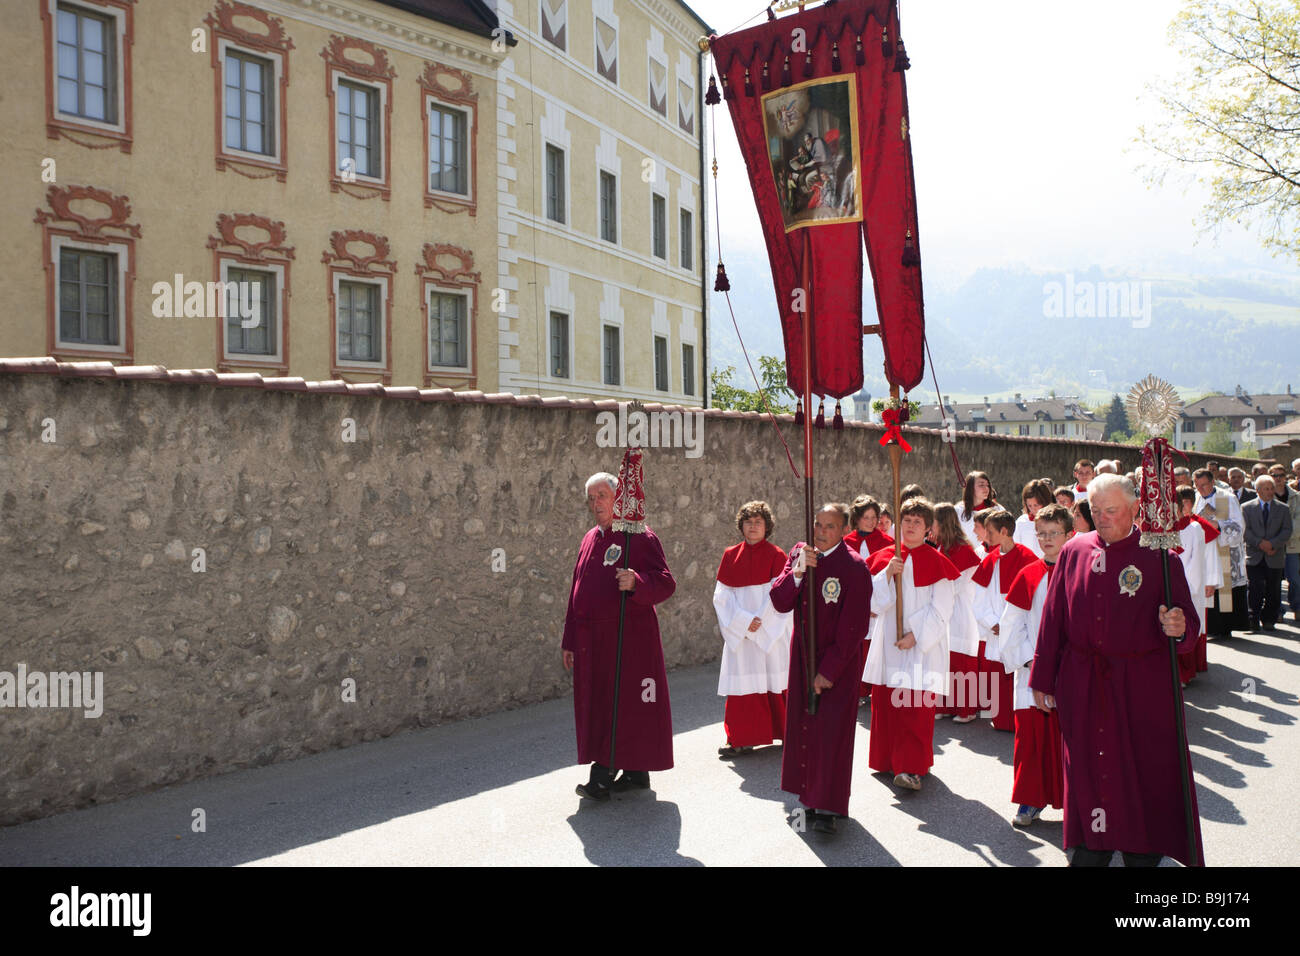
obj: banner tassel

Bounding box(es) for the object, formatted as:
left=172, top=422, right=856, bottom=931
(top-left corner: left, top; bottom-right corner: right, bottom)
left=705, top=74, right=720, bottom=105
left=781, top=55, right=791, bottom=87
left=814, top=399, right=826, bottom=430
left=894, top=39, right=911, bottom=72
left=833, top=400, right=844, bottom=430
left=881, top=26, right=893, bottom=58
left=902, top=229, right=920, bottom=267
left=831, top=41, right=841, bottom=72
left=802, top=49, right=815, bottom=77
left=794, top=400, right=804, bottom=426
left=714, top=262, right=731, bottom=292
left=855, top=35, right=865, bottom=66
left=743, top=67, right=753, bottom=96
left=761, top=61, right=771, bottom=91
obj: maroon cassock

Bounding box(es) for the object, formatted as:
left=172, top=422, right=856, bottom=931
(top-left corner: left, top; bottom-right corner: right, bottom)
left=562, top=524, right=675, bottom=771
left=770, top=541, right=872, bottom=816
left=1028, top=526, right=1204, bottom=865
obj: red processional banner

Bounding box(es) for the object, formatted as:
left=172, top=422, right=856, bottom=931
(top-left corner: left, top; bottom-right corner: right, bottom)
left=710, top=0, right=925, bottom=396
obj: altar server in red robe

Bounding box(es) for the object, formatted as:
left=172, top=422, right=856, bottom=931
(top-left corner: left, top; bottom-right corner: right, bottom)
left=714, top=500, right=793, bottom=758
left=770, top=503, right=871, bottom=833
left=563, top=473, right=676, bottom=801
left=863, top=497, right=960, bottom=791
left=957, top=471, right=998, bottom=545
left=843, top=495, right=894, bottom=699
left=928, top=503, right=983, bottom=721
left=1029, top=474, right=1203, bottom=866
left=996, top=503, right=1072, bottom=827
left=1174, top=486, right=1221, bottom=686
left=973, top=509, right=1038, bottom=731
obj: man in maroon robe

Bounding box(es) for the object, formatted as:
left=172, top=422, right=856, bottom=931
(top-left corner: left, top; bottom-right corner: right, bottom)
left=770, top=503, right=871, bottom=834
left=1029, top=474, right=1204, bottom=866
left=562, top=472, right=676, bottom=801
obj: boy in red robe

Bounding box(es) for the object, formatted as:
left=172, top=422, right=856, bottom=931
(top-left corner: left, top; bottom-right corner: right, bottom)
left=770, top=503, right=872, bottom=834
left=864, top=498, right=961, bottom=791
left=714, top=500, right=792, bottom=758
left=972, top=510, right=1037, bottom=731
left=843, top=495, right=894, bottom=700
left=995, top=503, right=1072, bottom=827
left=1174, top=486, right=1221, bottom=686
left=563, top=473, right=676, bottom=801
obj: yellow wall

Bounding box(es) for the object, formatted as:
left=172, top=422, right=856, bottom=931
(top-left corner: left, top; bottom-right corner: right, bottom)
left=4, top=0, right=502, bottom=387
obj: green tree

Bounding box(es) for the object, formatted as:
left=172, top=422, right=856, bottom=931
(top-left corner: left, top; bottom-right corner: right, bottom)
left=1104, top=394, right=1129, bottom=441
left=1141, top=1, right=1300, bottom=258
left=709, top=355, right=796, bottom=414
left=1201, top=417, right=1236, bottom=455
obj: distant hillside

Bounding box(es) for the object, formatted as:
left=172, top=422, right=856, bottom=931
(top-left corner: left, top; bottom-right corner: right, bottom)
left=708, top=261, right=1300, bottom=403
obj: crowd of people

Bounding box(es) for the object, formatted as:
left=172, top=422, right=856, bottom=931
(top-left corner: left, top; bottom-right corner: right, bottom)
left=561, top=456, right=1300, bottom=866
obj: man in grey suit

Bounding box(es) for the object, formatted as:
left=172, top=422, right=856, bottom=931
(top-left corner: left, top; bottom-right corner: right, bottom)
left=1243, top=476, right=1293, bottom=631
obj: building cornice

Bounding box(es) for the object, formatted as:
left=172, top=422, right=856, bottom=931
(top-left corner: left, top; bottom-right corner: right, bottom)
left=253, top=0, right=504, bottom=76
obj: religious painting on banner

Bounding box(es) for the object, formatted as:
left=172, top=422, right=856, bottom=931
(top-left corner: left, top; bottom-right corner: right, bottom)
left=764, top=77, right=863, bottom=230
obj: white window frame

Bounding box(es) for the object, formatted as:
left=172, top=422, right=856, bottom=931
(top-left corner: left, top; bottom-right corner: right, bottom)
left=544, top=140, right=569, bottom=225
left=598, top=167, right=619, bottom=244
left=678, top=204, right=694, bottom=272
left=332, top=273, right=388, bottom=370
left=548, top=309, right=572, bottom=380
left=652, top=333, right=669, bottom=392
left=650, top=190, right=667, bottom=260
left=426, top=94, right=473, bottom=201
left=330, top=70, right=387, bottom=186
left=682, top=341, right=695, bottom=397
left=51, top=234, right=129, bottom=355
left=601, top=322, right=622, bottom=387
left=219, top=258, right=285, bottom=365
left=50, top=0, right=126, bottom=135
left=218, top=38, right=285, bottom=166
left=426, top=283, right=473, bottom=373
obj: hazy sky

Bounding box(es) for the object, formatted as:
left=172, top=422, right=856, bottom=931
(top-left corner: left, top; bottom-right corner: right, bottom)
left=690, top=0, right=1286, bottom=285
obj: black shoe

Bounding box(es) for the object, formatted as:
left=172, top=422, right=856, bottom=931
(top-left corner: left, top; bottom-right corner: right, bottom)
left=717, top=745, right=754, bottom=759
left=810, top=812, right=838, bottom=834
left=1249, top=617, right=1261, bottom=631
left=610, top=770, right=650, bottom=792
left=1263, top=622, right=1277, bottom=632
left=576, top=763, right=614, bottom=801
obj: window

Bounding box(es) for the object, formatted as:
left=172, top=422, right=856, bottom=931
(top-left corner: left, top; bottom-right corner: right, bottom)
left=1184, top=420, right=1197, bottom=433
left=225, top=267, right=275, bottom=356
left=679, top=208, right=692, bottom=270
left=550, top=312, right=569, bottom=378
left=427, top=291, right=467, bottom=368
left=1018, top=425, right=1029, bottom=436
left=337, top=80, right=379, bottom=178
left=985, top=425, right=995, bottom=434
left=546, top=144, right=566, bottom=223
left=224, top=50, right=273, bottom=155
left=600, top=171, right=617, bottom=243
left=1052, top=423, right=1065, bottom=435
left=682, top=343, right=695, bottom=396
left=59, top=248, right=117, bottom=345
left=56, top=3, right=116, bottom=123
left=338, top=281, right=380, bottom=361
left=652, top=193, right=666, bottom=259
left=603, top=325, right=620, bottom=386
left=429, top=105, right=467, bottom=194
left=1266, top=418, right=1276, bottom=429
left=654, top=335, right=669, bottom=391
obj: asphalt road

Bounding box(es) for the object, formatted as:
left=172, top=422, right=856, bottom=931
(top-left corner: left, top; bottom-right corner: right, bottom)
left=2, top=623, right=1296, bottom=866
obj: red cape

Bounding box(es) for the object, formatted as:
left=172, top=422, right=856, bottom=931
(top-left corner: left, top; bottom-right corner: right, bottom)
left=1006, top=558, right=1053, bottom=612
left=844, top=528, right=895, bottom=556
left=716, top=539, right=788, bottom=587
left=943, top=542, right=982, bottom=574
left=868, top=542, right=960, bottom=587
left=972, top=543, right=1037, bottom=593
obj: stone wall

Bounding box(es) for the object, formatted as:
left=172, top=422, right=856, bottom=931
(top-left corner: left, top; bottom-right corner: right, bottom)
left=0, top=362, right=1263, bottom=824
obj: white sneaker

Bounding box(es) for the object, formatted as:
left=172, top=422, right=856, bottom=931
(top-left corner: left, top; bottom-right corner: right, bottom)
left=1012, top=805, right=1042, bottom=827
left=952, top=714, right=977, bottom=724
left=893, top=772, right=922, bottom=791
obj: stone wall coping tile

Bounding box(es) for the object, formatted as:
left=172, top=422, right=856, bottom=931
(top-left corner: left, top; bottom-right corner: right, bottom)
left=263, top=377, right=309, bottom=391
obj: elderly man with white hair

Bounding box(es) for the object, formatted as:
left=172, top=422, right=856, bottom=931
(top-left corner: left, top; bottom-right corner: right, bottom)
left=1028, top=473, right=1203, bottom=866
left=562, top=472, right=676, bottom=801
